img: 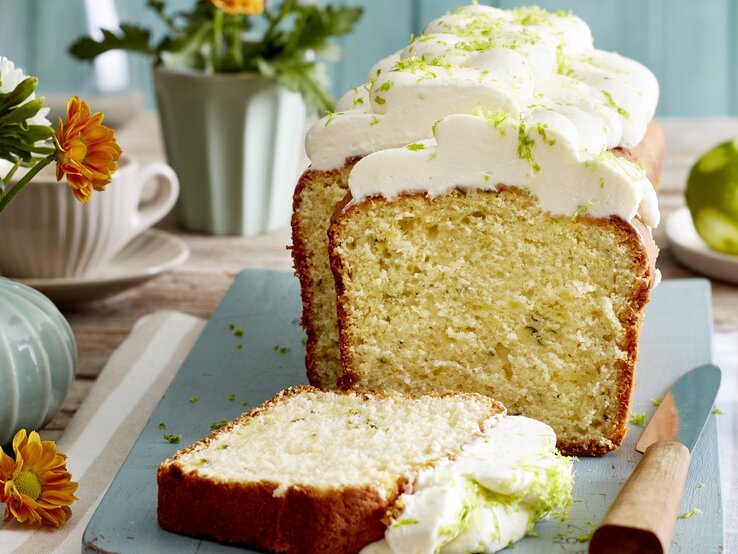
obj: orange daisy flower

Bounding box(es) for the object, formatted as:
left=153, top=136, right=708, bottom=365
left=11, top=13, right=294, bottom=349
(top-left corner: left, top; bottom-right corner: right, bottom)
left=55, top=96, right=122, bottom=204
left=0, top=429, right=78, bottom=527
left=210, top=0, right=264, bottom=15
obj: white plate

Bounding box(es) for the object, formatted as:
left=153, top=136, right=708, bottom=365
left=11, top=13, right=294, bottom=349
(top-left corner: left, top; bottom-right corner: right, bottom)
left=18, top=229, right=189, bottom=306
left=666, top=207, right=738, bottom=284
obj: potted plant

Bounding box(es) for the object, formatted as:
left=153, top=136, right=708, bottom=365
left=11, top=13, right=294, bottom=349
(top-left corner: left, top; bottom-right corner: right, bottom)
left=70, top=0, right=362, bottom=236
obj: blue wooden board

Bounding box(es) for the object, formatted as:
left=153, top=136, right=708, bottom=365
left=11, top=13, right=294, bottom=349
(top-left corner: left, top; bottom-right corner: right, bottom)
left=83, top=271, right=724, bottom=553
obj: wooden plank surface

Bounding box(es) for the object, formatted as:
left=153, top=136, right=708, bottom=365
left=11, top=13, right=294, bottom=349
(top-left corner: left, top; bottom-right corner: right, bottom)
left=81, top=272, right=723, bottom=553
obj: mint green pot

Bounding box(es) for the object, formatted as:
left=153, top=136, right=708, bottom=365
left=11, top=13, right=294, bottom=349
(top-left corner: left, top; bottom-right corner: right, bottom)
left=153, top=67, right=306, bottom=236
left=0, top=278, right=77, bottom=447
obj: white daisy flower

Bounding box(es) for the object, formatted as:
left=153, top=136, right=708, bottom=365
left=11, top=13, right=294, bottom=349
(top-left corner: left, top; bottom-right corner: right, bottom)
left=0, top=56, right=51, bottom=127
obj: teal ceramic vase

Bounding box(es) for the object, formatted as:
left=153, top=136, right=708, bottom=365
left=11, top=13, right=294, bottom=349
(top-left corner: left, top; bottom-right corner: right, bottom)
left=0, top=278, right=77, bottom=447
left=153, top=67, right=307, bottom=236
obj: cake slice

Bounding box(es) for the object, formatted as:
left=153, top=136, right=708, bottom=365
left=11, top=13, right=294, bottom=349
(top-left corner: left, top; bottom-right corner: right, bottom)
left=328, top=112, right=659, bottom=457
left=157, top=386, right=573, bottom=554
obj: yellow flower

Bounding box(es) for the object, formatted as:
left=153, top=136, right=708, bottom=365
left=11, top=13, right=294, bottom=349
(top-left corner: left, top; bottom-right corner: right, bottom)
left=0, top=430, right=78, bottom=527
left=210, top=0, right=264, bottom=15
left=55, top=96, right=122, bottom=204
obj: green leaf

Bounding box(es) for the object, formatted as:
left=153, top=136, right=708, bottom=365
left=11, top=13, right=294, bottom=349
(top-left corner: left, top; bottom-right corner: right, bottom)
left=23, top=125, right=54, bottom=142
left=0, top=139, right=35, bottom=163
left=322, top=6, right=364, bottom=37
left=159, top=21, right=213, bottom=71
left=0, top=77, right=38, bottom=115
left=69, top=25, right=155, bottom=60
left=258, top=55, right=335, bottom=114
left=0, top=98, right=46, bottom=127
left=271, top=5, right=363, bottom=57
left=255, top=57, right=277, bottom=79
left=146, top=0, right=177, bottom=31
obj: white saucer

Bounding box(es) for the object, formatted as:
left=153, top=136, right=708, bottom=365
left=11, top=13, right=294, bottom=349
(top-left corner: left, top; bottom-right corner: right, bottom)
left=666, top=207, right=738, bottom=285
left=18, top=229, right=189, bottom=306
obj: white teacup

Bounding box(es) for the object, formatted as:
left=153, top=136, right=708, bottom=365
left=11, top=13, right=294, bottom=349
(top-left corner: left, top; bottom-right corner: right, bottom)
left=0, top=156, right=179, bottom=279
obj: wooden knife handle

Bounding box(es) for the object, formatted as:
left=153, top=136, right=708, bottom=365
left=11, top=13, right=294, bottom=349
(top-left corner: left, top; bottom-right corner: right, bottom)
left=589, top=440, right=691, bottom=554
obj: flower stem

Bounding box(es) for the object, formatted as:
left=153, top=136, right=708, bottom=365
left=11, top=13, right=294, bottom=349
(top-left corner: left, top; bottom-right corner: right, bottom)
left=224, top=15, right=244, bottom=71
left=0, top=160, right=21, bottom=195
left=211, top=9, right=224, bottom=72
left=0, top=153, right=55, bottom=214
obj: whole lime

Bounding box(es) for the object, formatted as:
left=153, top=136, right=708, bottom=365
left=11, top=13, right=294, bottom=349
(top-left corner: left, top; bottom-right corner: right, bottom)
left=686, top=139, right=738, bottom=255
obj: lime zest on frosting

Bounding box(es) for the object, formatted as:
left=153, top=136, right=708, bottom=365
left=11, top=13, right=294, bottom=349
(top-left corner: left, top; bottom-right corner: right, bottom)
left=602, top=89, right=630, bottom=118
left=556, top=43, right=576, bottom=76
left=473, top=106, right=513, bottom=136
left=517, top=121, right=540, bottom=172
left=393, top=518, right=420, bottom=528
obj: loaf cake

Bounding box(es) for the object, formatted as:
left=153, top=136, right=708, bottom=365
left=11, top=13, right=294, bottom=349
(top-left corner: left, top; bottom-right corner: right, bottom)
left=157, top=387, right=573, bottom=554
left=292, top=4, right=665, bottom=391
left=323, top=4, right=664, bottom=456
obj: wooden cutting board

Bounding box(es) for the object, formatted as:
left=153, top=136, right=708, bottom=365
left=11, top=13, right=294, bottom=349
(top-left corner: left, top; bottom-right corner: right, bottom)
left=83, top=270, right=724, bottom=553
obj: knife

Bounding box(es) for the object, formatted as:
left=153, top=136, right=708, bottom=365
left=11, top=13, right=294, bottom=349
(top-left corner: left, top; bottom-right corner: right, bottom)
left=589, top=363, right=721, bottom=554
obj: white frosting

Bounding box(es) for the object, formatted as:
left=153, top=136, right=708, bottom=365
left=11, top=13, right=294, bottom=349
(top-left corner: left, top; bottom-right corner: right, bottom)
left=347, top=112, right=659, bottom=228
left=360, top=416, right=574, bottom=554
left=306, top=5, right=658, bottom=173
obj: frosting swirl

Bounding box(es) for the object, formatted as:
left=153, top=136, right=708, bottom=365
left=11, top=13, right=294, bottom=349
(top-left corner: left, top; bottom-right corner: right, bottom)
left=306, top=4, right=658, bottom=174
left=360, top=415, right=573, bottom=554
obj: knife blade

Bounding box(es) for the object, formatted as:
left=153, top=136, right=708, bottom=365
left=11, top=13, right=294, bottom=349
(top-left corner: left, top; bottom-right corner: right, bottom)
left=589, top=363, right=721, bottom=554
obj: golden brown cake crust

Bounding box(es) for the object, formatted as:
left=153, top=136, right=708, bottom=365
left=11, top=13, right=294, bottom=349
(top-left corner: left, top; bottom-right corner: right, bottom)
left=291, top=158, right=361, bottom=388
left=158, top=469, right=389, bottom=554
left=157, top=386, right=506, bottom=552
left=328, top=189, right=657, bottom=457
left=557, top=216, right=656, bottom=456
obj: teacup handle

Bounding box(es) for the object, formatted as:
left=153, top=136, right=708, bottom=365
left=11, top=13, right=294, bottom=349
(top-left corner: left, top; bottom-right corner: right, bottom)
left=132, top=162, right=180, bottom=236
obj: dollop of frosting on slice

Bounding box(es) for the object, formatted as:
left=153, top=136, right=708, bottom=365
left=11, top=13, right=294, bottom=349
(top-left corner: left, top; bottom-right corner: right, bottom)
left=360, top=415, right=574, bottom=554
left=307, top=4, right=658, bottom=170
left=346, top=111, right=659, bottom=228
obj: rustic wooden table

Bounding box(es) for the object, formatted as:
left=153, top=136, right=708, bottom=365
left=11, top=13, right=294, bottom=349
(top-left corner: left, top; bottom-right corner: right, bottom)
left=42, top=113, right=738, bottom=440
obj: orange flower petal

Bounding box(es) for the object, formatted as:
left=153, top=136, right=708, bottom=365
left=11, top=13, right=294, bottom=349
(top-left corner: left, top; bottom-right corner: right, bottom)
left=210, top=0, right=264, bottom=15
left=12, top=429, right=28, bottom=454
left=20, top=437, right=44, bottom=468
left=1, top=430, right=78, bottom=527
left=55, top=97, right=121, bottom=203
left=0, top=450, right=16, bottom=481
left=36, top=445, right=57, bottom=470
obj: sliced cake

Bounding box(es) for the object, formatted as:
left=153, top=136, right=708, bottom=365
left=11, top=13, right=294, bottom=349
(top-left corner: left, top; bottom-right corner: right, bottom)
left=328, top=108, right=659, bottom=457
left=292, top=4, right=664, bottom=390
left=157, top=387, right=573, bottom=554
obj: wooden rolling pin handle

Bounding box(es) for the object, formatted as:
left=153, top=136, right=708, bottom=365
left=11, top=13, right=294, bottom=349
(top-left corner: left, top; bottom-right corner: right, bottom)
left=589, top=440, right=691, bottom=554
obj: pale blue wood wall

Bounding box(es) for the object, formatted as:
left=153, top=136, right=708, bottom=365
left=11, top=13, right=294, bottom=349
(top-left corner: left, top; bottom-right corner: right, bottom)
left=1, top=0, right=737, bottom=116
left=328, top=0, right=738, bottom=116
